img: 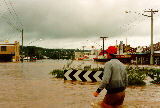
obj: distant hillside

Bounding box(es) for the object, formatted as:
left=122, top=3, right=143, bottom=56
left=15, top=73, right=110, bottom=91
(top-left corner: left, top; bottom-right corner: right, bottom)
left=20, top=46, right=90, bottom=59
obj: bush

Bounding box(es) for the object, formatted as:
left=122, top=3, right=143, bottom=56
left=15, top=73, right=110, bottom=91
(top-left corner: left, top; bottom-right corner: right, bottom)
left=50, top=69, right=64, bottom=78
left=146, top=68, right=160, bottom=84
left=90, top=67, right=104, bottom=71
left=126, top=66, right=146, bottom=86
left=50, top=66, right=148, bottom=86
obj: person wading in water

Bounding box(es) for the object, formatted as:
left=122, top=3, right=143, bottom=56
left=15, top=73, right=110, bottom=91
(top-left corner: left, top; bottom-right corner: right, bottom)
left=93, top=46, right=128, bottom=108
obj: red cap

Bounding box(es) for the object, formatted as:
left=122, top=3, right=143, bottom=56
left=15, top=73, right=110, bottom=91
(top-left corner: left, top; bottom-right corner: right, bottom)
left=107, top=46, right=117, bottom=54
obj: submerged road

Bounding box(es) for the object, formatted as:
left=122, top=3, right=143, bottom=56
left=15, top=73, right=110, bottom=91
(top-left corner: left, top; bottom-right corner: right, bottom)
left=0, top=60, right=160, bottom=108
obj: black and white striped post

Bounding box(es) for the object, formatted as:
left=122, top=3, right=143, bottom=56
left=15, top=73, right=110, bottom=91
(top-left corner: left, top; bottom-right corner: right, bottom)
left=64, top=70, right=103, bottom=82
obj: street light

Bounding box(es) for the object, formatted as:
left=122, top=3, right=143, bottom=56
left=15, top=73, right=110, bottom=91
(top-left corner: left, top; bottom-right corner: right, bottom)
left=100, top=37, right=108, bottom=56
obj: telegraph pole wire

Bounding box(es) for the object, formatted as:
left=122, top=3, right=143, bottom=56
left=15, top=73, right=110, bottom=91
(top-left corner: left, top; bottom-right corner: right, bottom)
left=8, top=0, right=23, bottom=28
left=2, top=0, right=22, bottom=32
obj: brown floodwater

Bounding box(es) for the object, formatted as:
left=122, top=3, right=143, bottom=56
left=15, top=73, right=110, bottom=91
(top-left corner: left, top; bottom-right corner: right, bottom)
left=0, top=60, right=160, bottom=108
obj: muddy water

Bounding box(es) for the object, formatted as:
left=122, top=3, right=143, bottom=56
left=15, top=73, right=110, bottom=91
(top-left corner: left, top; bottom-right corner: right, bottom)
left=0, top=60, right=160, bottom=108
left=64, top=81, right=160, bottom=108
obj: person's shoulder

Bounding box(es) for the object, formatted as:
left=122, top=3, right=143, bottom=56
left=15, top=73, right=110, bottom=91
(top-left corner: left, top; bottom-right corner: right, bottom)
left=104, top=60, right=113, bottom=67
left=120, top=63, right=126, bottom=70
left=110, top=59, right=119, bottom=63
left=105, top=59, right=112, bottom=64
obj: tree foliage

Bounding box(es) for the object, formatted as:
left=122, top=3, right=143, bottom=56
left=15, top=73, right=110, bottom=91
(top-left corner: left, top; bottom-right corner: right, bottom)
left=20, top=46, right=86, bottom=60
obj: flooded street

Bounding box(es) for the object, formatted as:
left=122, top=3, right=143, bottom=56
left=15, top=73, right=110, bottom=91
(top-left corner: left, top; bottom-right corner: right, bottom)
left=64, top=81, right=160, bottom=108
left=0, top=60, right=65, bottom=108
left=0, top=60, right=160, bottom=108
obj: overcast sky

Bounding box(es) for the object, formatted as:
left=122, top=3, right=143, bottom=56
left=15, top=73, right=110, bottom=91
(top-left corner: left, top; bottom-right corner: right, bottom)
left=0, top=0, right=160, bottom=49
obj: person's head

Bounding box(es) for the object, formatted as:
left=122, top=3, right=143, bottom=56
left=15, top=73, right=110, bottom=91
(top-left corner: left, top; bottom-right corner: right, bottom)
left=107, top=46, right=117, bottom=59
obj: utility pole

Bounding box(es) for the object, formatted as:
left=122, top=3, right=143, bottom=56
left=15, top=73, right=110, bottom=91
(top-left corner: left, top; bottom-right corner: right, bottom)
left=100, top=37, right=108, bottom=56
left=144, top=9, right=158, bottom=65
left=82, top=46, right=86, bottom=57
left=22, top=29, right=24, bottom=62
left=126, top=37, right=127, bottom=46
left=126, top=37, right=127, bottom=52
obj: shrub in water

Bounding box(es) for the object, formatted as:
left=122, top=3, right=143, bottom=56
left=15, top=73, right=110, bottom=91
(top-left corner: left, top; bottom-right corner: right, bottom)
left=51, top=65, right=147, bottom=86
left=146, top=68, right=160, bottom=84
left=50, top=69, right=64, bottom=78
left=90, top=67, right=104, bottom=71
left=126, top=66, right=146, bottom=86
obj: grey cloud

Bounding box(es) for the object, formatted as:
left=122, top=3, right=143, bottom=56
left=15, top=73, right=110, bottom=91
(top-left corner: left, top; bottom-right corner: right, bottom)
left=15, top=0, right=146, bottom=38
left=0, top=0, right=160, bottom=45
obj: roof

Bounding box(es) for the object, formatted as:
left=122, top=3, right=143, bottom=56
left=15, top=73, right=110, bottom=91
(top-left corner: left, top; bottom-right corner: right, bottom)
left=0, top=44, right=15, bottom=46
left=154, top=51, right=160, bottom=53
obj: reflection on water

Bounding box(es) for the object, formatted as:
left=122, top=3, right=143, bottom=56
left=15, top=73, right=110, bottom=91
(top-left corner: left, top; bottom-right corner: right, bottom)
left=0, top=60, right=160, bottom=108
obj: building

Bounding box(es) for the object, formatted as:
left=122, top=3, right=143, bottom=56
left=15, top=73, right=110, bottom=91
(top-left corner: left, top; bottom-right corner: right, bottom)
left=75, top=51, right=91, bottom=60
left=0, top=41, right=20, bottom=62
left=90, top=48, right=100, bottom=59
left=143, top=42, right=160, bottom=52
left=116, top=41, right=137, bottom=54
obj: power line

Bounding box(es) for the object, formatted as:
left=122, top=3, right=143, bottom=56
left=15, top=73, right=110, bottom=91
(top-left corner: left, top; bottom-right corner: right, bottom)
left=2, top=0, right=22, bottom=32
left=8, top=0, right=23, bottom=28
left=0, top=0, right=23, bottom=42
